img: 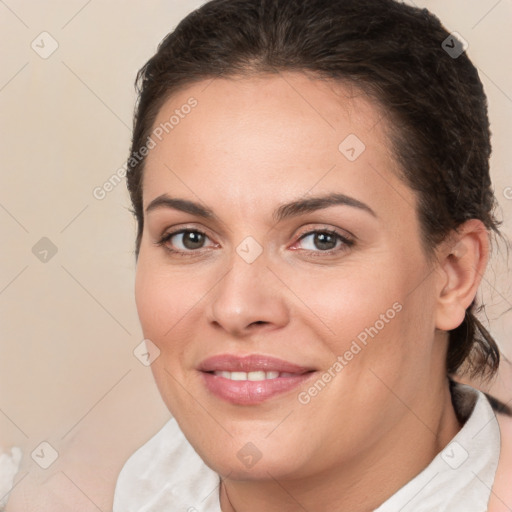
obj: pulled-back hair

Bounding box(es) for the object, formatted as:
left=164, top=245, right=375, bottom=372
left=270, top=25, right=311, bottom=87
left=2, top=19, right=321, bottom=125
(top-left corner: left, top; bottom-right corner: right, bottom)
left=126, top=0, right=503, bottom=379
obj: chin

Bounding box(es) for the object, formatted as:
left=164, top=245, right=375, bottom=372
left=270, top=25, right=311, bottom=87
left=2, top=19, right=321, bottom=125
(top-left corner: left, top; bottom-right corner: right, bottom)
left=188, top=429, right=312, bottom=482
left=204, top=449, right=303, bottom=482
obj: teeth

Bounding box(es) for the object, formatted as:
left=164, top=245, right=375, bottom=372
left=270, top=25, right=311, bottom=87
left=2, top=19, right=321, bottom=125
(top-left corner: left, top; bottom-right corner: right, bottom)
left=213, top=370, right=284, bottom=381
left=248, top=371, right=266, bottom=381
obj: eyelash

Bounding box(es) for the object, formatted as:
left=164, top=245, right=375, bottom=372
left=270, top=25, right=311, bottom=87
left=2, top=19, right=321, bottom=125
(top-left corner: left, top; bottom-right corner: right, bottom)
left=155, top=228, right=217, bottom=258
left=292, top=228, right=354, bottom=257
left=155, top=227, right=355, bottom=258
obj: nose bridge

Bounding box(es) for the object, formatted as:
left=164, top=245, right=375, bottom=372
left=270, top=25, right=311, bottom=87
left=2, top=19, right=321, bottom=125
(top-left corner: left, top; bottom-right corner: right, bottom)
left=206, top=241, right=289, bottom=335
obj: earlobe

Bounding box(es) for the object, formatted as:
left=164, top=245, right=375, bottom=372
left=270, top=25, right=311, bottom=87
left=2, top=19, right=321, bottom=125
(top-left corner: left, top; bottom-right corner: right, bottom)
left=435, top=220, right=489, bottom=331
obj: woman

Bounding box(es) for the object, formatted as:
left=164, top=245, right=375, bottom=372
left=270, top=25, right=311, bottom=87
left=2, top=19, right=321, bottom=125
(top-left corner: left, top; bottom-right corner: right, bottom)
left=113, top=0, right=511, bottom=510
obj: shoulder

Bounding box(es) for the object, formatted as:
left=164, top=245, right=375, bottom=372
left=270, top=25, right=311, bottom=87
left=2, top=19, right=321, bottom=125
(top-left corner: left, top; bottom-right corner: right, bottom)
left=488, top=413, right=512, bottom=512
left=113, top=417, right=219, bottom=512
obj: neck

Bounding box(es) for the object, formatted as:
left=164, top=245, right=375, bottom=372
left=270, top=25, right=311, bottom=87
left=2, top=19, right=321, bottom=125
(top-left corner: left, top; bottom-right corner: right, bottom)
left=220, top=378, right=461, bottom=512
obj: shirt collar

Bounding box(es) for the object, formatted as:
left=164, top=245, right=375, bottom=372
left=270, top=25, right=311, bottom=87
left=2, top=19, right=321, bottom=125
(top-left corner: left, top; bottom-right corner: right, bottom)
left=113, top=383, right=500, bottom=512
left=374, top=382, right=500, bottom=512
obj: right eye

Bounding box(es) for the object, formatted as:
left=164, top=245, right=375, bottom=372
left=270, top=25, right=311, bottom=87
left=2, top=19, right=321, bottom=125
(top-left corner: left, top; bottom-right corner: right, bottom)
left=156, top=228, right=218, bottom=256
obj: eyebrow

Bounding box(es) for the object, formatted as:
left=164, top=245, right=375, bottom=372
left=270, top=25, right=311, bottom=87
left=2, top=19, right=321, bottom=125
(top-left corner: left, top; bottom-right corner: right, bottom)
left=145, top=192, right=376, bottom=222
left=146, top=195, right=216, bottom=219
left=273, top=193, right=376, bottom=222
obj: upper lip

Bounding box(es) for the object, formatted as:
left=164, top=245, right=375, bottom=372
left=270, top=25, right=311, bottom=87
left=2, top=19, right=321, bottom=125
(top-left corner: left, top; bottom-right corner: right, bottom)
left=198, top=354, right=315, bottom=374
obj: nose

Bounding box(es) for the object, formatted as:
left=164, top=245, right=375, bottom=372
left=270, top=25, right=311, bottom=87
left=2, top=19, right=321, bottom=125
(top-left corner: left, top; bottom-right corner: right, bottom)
left=205, top=250, right=290, bottom=338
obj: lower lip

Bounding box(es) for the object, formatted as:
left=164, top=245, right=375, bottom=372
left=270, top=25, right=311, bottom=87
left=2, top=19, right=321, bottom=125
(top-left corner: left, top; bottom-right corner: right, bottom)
left=200, top=372, right=315, bottom=405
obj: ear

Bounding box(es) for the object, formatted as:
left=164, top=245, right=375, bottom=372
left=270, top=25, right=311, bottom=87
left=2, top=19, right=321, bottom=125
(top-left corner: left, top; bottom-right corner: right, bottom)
left=435, top=219, right=490, bottom=331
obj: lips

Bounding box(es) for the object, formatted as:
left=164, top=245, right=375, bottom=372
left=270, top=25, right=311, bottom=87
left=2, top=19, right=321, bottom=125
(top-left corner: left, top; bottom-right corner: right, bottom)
left=198, top=354, right=316, bottom=405
left=199, top=354, right=313, bottom=373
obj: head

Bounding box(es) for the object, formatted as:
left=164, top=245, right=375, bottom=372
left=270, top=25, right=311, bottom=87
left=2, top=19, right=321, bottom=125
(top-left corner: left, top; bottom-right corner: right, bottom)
left=127, top=0, right=501, bottom=482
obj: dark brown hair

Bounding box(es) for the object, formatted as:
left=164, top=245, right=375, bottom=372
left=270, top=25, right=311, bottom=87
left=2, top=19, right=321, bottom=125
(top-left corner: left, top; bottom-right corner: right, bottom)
left=126, top=0, right=503, bottom=380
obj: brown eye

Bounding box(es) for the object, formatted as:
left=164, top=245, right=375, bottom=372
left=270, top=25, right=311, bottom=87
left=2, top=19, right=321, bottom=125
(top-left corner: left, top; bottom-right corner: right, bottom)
left=297, top=230, right=350, bottom=252
left=312, top=232, right=338, bottom=251
left=158, top=229, right=212, bottom=252
left=179, top=230, right=206, bottom=250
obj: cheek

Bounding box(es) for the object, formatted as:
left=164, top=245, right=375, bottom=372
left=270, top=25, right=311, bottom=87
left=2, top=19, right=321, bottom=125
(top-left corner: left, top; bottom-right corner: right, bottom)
left=286, top=262, right=405, bottom=343
left=134, top=255, right=206, bottom=373
left=289, top=255, right=437, bottom=370
left=135, top=253, right=197, bottom=336
left=134, top=256, right=204, bottom=413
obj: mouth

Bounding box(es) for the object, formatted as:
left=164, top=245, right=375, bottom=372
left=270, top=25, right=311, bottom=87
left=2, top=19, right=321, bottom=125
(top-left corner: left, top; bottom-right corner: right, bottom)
left=198, top=354, right=317, bottom=405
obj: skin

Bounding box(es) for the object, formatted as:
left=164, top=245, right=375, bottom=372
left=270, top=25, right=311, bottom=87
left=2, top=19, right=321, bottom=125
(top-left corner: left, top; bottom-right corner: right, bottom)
left=135, top=72, right=491, bottom=511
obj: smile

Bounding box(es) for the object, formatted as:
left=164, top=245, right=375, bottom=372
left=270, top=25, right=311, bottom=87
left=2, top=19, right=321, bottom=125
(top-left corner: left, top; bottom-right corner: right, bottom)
left=199, top=354, right=317, bottom=405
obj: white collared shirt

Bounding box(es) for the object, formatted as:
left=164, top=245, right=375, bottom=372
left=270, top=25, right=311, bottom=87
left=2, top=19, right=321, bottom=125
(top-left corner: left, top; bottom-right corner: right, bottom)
left=113, top=383, right=501, bottom=512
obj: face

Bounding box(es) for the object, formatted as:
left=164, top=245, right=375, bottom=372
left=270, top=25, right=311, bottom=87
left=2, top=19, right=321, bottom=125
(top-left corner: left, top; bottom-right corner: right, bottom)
left=135, top=72, right=443, bottom=480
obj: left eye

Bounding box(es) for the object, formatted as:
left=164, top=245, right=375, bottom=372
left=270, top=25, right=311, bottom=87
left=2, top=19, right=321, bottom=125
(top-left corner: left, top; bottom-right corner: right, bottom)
left=295, top=230, right=349, bottom=252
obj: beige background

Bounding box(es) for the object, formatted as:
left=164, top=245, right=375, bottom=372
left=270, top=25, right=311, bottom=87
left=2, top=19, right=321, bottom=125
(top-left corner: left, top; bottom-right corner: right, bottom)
left=0, top=1, right=511, bottom=510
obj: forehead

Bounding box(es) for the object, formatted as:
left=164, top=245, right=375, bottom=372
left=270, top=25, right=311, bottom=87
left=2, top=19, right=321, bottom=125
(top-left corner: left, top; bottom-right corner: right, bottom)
left=142, top=72, right=415, bottom=223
